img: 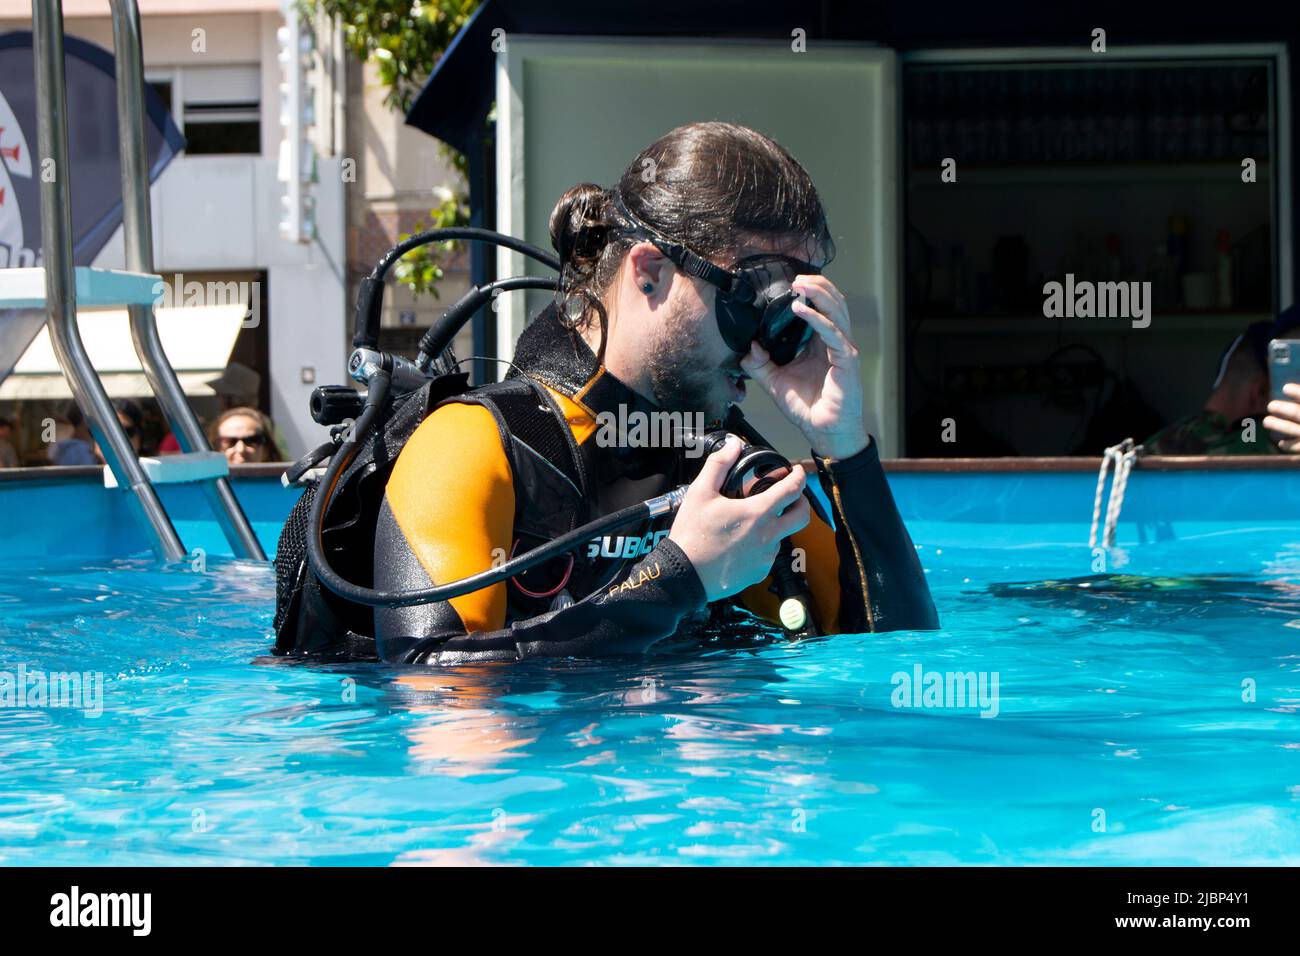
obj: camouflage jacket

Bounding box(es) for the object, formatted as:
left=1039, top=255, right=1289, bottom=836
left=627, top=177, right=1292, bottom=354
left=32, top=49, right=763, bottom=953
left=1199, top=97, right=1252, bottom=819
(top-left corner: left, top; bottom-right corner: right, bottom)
left=1143, top=410, right=1277, bottom=456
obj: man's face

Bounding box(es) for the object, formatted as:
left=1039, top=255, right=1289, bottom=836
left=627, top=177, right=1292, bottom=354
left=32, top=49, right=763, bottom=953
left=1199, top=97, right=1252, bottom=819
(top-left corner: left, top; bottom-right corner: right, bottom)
left=643, top=234, right=820, bottom=426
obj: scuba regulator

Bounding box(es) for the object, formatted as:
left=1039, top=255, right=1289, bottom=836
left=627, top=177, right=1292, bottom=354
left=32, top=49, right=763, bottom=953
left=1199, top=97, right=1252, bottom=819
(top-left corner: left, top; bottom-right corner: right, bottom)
left=693, top=430, right=828, bottom=638
left=291, top=220, right=827, bottom=638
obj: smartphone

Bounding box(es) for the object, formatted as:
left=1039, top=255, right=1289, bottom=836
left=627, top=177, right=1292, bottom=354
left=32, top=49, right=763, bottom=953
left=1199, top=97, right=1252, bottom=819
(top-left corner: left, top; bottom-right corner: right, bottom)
left=1270, top=338, right=1300, bottom=403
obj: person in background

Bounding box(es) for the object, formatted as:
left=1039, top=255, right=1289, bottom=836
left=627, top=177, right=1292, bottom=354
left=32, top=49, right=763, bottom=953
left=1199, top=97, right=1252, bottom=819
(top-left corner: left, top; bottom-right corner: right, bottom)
left=96, top=398, right=147, bottom=462
left=136, top=400, right=172, bottom=456
left=48, top=405, right=96, bottom=465
left=1145, top=307, right=1299, bottom=455
left=1264, top=305, right=1300, bottom=453
left=159, top=362, right=264, bottom=455
left=207, top=362, right=262, bottom=412
left=0, top=416, right=18, bottom=468
left=209, top=406, right=282, bottom=464
left=1267, top=383, right=1300, bottom=452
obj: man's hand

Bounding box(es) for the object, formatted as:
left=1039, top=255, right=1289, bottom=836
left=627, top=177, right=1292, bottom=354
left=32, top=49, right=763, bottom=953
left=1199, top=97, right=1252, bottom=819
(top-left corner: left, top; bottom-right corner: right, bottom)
left=1264, top=382, right=1300, bottom=453
left=739, top=274, right=869, bottom=459
left=668, top=435, right=811, bottom=601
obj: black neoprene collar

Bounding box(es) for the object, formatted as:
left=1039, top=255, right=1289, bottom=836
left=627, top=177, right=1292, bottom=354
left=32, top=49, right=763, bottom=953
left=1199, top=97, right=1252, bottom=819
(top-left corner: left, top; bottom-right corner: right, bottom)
left=510, top=300, right=663, bottom=425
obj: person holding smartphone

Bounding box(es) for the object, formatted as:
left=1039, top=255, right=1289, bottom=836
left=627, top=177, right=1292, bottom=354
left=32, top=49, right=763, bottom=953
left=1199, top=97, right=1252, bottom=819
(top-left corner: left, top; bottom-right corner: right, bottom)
left=1264, top=306, right=1300, bottom=453
left=1145, top=307, right=1300, bottom=455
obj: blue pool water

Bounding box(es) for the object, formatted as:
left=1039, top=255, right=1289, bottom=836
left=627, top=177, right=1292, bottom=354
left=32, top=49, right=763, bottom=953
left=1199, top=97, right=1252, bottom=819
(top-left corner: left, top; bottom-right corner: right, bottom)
left=1, top=470, right=1298, bottom=865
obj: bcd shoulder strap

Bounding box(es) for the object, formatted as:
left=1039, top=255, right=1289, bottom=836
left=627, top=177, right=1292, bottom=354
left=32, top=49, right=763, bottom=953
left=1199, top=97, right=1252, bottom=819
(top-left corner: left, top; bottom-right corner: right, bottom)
left=445, top=375, right=589, bottom=516
left=273, top=373, right=589, bottom=658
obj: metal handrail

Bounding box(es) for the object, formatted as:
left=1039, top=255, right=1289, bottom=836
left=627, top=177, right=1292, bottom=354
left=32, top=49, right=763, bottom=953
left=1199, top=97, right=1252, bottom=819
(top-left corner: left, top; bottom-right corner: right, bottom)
left=32, top=0, right=267, bottom=562
left=109, top=0, right=266, bottom=560
left=32, top=0, right=185, bottom=561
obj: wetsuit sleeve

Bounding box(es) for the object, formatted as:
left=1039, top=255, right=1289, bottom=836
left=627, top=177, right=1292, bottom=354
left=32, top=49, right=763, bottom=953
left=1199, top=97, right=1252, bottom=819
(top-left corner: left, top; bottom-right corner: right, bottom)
left=373, top=403, right=707, bottom=665
left=738, top=438, right=938, bottom=633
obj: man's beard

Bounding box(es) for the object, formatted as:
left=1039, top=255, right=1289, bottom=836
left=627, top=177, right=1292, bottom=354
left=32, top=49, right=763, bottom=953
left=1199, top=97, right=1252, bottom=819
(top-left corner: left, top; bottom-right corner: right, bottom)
left=646, top=299, right=732, bottom=425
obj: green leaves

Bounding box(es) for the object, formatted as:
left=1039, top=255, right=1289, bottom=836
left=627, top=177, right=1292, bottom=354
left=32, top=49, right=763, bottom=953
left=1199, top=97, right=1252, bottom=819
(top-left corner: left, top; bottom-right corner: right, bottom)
left=301, top=0, right=479, bottom=299
left=305, top=0, right=477, bottom=113
left=393, top=187, right=470, bottom=299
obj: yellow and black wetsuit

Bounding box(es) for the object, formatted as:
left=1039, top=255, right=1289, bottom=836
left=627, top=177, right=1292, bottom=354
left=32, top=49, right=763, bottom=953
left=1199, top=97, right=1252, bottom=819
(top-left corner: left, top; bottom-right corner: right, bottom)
left=372, top=304, right=938, bottom=664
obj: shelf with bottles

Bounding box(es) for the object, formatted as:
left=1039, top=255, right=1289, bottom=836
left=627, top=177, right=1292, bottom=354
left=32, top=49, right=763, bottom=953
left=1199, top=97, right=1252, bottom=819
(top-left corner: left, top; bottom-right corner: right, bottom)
left=908, top=220, right=1272, bottom=326
left=906, top=159, right=1269, bottom=187
left=903, top=62, right=1273, bottom=169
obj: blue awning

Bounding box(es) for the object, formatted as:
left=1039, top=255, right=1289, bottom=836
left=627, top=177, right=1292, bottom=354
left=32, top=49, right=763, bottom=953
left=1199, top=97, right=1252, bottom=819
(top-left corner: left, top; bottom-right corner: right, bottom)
left=403, top=0, right=1300, bottom=153
left=403, top=0, right=499, bottom=155
left=402, top=0, right=857, bottom=152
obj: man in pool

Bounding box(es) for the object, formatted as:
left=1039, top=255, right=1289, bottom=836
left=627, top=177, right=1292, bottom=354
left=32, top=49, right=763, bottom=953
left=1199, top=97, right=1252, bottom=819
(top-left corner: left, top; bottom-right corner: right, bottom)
left=366, top=122, right=937, bottom=664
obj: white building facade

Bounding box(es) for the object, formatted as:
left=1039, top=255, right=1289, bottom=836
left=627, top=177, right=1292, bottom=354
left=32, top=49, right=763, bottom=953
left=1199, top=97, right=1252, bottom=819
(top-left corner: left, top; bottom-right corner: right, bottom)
left=0, top=0, right=348, bottom=456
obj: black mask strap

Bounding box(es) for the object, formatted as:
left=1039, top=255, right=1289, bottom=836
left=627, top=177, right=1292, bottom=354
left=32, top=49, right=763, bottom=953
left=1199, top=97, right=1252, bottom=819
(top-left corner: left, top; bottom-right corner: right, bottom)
left=608, top=189, right=738, bottom=295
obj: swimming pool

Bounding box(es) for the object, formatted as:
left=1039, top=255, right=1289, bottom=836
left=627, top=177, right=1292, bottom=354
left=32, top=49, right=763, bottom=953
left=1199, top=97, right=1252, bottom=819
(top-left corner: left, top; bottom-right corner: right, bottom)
left=1, top=463, right=1298, bottom=865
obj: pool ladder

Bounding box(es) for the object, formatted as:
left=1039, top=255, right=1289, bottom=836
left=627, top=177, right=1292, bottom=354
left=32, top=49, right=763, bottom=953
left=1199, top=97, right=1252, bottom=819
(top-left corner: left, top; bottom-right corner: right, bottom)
left=2, top=0, right=266, bottom=562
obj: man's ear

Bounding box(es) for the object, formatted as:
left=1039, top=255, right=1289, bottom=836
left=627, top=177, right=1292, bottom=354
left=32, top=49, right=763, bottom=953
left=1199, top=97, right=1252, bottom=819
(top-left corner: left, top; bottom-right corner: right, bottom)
left=626, top=241, right=673, bottom=296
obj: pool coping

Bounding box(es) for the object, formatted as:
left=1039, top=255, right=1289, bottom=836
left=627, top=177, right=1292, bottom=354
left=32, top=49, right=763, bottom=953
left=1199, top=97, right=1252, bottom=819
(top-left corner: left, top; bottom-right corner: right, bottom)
left=3, top=456, right=1300, bottom=484
left=0, top=463, right=291, bottom=483
left=881, top=455, right=1300, bottom=472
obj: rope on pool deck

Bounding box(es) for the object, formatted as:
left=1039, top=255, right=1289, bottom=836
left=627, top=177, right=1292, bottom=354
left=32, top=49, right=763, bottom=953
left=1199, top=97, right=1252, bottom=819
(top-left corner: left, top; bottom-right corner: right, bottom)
left=1089, top=438, right=1144, bottom=550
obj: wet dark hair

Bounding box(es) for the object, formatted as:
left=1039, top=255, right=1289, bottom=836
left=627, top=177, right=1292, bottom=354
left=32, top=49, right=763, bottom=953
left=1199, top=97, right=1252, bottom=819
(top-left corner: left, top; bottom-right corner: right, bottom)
left=547, top=121, right=834, bottom=343
left=62, top=402, right=140, bottom=432
left=112, top=398, right=144, bottom=432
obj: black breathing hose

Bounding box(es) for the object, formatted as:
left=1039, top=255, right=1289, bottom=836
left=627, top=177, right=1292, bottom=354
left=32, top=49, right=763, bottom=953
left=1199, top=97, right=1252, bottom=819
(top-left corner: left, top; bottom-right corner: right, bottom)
left=303, top=225, right=820, bottom=632
left=305, top=367, right=391, bottom=603
left=354, top=228, right=561, bottom=349
left=304, top=366, right=689, bottom=609
left=377, top=227, right=560, bottom=276
left=310, top=224, right=634, bottom=610
left=324, top=494, right=684, bottom=610
left=416, top=275, right=558, bottom=369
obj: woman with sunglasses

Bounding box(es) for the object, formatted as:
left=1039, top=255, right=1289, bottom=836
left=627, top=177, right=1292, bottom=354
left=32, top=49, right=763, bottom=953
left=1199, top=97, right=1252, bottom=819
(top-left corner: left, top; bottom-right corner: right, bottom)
left=209, top=406, right=282, bottom=465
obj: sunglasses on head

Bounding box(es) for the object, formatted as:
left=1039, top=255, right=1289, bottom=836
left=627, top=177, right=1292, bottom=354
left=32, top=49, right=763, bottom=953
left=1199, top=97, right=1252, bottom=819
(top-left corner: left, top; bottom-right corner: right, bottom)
left=610, top=193, right=820, bottom=365
left=219, top=432, right=264, bottom=450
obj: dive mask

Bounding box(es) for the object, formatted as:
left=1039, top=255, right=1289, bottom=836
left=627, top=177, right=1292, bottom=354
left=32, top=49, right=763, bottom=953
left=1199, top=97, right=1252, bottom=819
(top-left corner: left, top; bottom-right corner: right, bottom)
left=610, top=193, right=820, bottom=365
left=715, top=254, right=819, bottom=365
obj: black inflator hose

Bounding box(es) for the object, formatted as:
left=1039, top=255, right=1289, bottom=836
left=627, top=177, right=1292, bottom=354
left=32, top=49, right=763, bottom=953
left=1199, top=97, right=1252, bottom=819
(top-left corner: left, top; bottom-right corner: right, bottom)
left=304, top=367, right=687, bottom=609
